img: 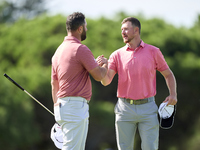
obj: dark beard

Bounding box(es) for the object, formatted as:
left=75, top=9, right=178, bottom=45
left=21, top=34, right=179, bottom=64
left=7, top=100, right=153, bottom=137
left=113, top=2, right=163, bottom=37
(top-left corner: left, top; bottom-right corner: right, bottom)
left=81, top=28, right=86, bottom=41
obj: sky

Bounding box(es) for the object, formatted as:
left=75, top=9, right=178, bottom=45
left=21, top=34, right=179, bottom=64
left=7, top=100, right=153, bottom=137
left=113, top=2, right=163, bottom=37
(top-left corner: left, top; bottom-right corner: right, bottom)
left=45, top=0, right=200, bottom=28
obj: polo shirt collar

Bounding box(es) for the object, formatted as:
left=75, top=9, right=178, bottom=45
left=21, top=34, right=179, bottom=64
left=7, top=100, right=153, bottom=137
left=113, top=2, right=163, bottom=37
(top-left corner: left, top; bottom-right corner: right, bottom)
left=126, top=40, right=144, bottom=51
left=64, top=36, right=81, bottom=43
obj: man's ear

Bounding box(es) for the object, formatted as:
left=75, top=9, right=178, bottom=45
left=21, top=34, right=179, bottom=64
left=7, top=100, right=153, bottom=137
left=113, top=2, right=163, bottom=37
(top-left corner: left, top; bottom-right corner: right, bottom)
left=78, top=26, right=83, bottom=34
left=135, top=26, right=140, bottom=34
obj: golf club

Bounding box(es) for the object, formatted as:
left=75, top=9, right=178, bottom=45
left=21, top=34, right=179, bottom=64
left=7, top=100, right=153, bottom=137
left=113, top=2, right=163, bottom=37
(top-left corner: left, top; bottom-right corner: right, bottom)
left=4, top=73, right=63, bottom=149
left=3, top=73, right=54, bottom=116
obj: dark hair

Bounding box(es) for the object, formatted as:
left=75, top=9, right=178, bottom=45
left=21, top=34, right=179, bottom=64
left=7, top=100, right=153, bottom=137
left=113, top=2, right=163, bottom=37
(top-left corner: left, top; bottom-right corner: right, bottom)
left=66, top=12, right=85, bottom=31
left=121, top=17, right=141, bottom=34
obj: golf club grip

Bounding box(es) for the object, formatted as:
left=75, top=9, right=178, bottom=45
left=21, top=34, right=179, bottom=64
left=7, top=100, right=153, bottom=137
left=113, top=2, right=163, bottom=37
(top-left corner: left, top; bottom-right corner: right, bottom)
left=4, top=73, right=25, bottom=91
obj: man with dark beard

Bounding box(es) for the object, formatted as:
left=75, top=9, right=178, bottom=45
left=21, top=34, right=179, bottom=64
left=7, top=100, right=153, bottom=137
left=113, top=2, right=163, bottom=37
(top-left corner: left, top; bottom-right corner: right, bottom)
left=51, top=12, right=108, bottom=150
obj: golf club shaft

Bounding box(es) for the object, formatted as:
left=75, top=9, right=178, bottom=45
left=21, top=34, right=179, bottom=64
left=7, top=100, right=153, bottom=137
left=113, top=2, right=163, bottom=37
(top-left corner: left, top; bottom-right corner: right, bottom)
left=4, top=73, right=54, bottom=116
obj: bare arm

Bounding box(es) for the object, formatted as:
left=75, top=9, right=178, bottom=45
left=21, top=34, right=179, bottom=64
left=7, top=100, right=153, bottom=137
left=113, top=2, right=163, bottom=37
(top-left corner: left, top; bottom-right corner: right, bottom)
left=160, top=68, right=177, bottom=105
left=51, top=79, right=59, bottom=104
left=101, top=69, right=116, bottom=86
left=95, top=55, right=116, bottom=86
left=89, top=55, right=108, bottom=81
left=89, top=63, right=108, bottom=81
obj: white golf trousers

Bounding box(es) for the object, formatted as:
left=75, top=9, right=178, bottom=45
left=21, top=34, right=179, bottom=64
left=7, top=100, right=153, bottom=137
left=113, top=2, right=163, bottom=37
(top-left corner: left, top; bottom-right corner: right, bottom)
left=54, top=97, right=89, bottom=150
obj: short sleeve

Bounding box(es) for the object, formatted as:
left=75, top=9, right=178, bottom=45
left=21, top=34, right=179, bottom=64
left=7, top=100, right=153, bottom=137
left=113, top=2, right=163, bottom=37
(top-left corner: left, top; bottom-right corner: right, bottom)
left=108, top=51, right=118, bottom=73
left=155, top=48, right=169, bottom=72
left=77, top=45, right=98, bottom=71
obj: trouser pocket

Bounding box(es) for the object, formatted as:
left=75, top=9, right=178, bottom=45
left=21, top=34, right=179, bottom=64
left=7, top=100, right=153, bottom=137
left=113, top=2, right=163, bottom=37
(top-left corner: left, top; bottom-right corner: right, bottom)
left=54, top=103, right=62, bottom=122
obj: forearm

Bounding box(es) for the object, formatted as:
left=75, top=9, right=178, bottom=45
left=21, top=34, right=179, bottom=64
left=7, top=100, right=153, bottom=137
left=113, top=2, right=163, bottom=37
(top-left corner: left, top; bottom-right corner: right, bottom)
left=160, top=68, right=177, bottom=105
left=52, top=90, right=58, bottom=104
left=100, top=63, right=108, bottom=79
left=101, top=69, right=116, bottom=86
left=165, top=73, right=177, bottom=96
left=51, top=79, right=59, bottom=104
left=161, top=68, right=177, bottom=96
left=101, top=76, right=111, bottom=86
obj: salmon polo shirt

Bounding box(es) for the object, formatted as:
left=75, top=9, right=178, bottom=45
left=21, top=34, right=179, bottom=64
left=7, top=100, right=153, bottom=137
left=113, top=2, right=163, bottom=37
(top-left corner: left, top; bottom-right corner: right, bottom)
left=51, top=36, right=98, bottom=100
left=108, top=41, right=169, bottom=100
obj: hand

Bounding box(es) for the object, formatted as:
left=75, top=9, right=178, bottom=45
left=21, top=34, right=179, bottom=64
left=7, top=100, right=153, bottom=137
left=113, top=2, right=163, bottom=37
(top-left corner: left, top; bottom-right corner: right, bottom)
left=163, top=95, right=177, bottom=106
left=96, top=55, right=108, bottom=67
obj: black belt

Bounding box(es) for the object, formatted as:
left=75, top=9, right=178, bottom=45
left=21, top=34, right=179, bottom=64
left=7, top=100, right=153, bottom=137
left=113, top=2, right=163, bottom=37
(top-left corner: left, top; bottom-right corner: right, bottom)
left=120, top=97, right=154, bottom=105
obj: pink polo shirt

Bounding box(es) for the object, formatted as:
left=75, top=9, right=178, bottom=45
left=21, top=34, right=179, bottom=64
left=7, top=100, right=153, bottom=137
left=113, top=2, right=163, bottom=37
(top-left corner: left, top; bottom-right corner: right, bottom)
left=51, top=36, right=98, bottom=100
left=108, top=41, right=169, bottom=100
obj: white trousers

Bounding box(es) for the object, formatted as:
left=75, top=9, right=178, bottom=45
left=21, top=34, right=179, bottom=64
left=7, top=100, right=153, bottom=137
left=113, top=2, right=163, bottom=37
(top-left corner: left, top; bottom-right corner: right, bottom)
left=54, top=97, right=89, bottom=150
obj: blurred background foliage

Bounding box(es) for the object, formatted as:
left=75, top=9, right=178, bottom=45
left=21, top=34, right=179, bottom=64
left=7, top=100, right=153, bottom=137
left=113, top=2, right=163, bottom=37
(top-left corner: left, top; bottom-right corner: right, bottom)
left=1, top=0, right=200, bottom=150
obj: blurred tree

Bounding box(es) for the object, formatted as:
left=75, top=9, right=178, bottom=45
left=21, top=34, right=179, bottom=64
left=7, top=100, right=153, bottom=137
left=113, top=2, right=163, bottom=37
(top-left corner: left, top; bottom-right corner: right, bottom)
left=194, top=14, right=200, bottom=28
left=0, top=0, right=46, bottom=23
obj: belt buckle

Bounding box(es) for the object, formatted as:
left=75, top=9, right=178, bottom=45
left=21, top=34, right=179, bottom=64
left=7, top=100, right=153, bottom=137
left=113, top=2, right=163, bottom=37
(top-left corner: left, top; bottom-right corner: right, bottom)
left=130, top=100, right=133, bottom=105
